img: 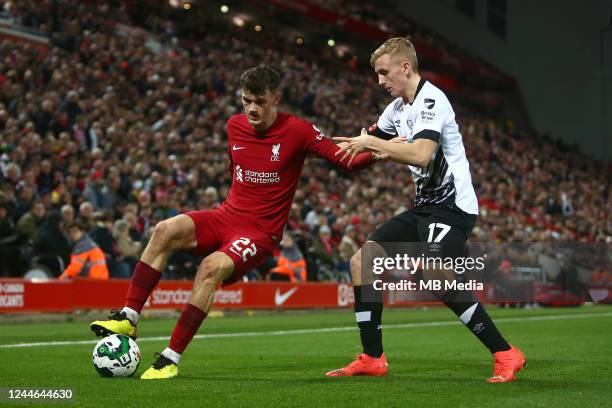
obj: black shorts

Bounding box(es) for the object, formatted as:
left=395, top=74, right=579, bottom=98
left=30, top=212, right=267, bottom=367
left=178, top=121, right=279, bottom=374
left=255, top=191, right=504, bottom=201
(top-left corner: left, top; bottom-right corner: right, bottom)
left=368, top=204, right=477, bottom=258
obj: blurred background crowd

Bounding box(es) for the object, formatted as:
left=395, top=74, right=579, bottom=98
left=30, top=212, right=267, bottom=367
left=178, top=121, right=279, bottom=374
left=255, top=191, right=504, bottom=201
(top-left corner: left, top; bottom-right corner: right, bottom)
left=0, top=0, right=609, bottom=282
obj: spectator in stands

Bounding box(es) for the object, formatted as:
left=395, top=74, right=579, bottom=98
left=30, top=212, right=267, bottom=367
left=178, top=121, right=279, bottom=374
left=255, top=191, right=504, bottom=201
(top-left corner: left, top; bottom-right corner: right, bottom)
left=287, top=202, right=307, bottom=233
left=2, top=163, right=21, bottom=185
left=14, top=185, right=34, bottom=221
left=102, top=172, right=123, bottom=210
left=78, top=201, right=95, bottom=231
left=200, top=186, right=220, bottom=209
left=122, top=212, right=143, bottom=242
left=37, top=159, right=55, bottom=194
left=32, top=211, right=71, bottom=276
left=311, top=225, right=334, bottom=261
left=60, top=90, right=82, bottom=126
left=83, top=171, right=105, bottom=210
left=304, top=208, right=320, bottom=232
left=64, top=175, right=81, bottom=204
left=60, top=204, right=74, bottom=235
left=34, top=99, right=54, bottom=137
left=309, top=225, right=337, bottom=280
left=15, top=200, right=45, bottom=243
left=0, top=185, right=18, bottom=221
left=59, top=222, right=109, bottom=280
left=268, top=233, right=307, bottom=282
left=0, top=199, right=22, bottom=277
left=113, top=219, right=142, bottom=273
left=0, top=201, right=16, bottom=242
left=338, top=224, right=359, bottom=276
left=90, top=210, right=127, bottom=278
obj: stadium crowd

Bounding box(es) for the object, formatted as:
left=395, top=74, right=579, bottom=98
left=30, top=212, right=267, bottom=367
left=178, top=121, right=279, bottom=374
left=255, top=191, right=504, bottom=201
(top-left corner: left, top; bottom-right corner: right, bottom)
left=0, top=0, right=609, bottom=281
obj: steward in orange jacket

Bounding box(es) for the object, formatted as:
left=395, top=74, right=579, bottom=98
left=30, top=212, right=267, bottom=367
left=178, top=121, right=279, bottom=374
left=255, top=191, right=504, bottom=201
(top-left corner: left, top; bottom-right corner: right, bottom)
left=59, top=222, right=109, bottom=280
left=269, top=233, right=306, bottom=282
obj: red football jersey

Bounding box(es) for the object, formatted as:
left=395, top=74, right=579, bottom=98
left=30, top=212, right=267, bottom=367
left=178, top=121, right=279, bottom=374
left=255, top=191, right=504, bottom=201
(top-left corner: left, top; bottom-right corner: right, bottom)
left=220, top=112, right=376, bottom=241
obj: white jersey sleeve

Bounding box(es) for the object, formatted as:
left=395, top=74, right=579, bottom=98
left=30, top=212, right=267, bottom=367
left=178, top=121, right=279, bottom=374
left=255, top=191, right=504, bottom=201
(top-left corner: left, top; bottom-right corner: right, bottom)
left=376, top=100, right=399, bottom=135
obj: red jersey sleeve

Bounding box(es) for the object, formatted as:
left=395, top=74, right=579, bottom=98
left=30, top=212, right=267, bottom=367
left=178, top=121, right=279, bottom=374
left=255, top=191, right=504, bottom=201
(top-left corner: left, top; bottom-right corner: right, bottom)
left=298, top=119, right=376, bottom=171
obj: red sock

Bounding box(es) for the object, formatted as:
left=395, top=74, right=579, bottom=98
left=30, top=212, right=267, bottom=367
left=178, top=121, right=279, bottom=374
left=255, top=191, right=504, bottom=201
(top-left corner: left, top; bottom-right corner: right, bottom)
left=124, top=261, right=161, bottom=312
left=169, top=303, right=207, bottom=354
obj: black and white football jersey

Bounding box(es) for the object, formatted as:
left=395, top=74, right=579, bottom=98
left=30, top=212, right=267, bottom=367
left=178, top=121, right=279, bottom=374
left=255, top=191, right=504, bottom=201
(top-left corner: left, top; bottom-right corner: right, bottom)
left=377, top=79, right=478, bottom=215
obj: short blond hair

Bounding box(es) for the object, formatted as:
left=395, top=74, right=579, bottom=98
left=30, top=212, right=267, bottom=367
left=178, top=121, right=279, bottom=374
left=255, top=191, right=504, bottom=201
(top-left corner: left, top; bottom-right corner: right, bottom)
left=370, top=37, right=419, bottom=72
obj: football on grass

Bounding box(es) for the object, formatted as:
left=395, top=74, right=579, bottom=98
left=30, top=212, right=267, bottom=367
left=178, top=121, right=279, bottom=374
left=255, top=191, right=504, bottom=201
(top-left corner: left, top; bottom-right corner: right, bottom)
left=92, top=334, right=140, bottom=377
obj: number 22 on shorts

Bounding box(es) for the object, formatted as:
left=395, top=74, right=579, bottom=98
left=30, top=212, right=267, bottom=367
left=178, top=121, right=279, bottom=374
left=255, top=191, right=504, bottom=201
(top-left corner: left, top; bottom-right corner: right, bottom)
left=229, top=237, right=257, bottom=262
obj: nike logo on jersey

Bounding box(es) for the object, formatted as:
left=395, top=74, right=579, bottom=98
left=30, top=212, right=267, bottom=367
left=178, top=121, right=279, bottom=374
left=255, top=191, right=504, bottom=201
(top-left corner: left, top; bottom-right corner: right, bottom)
left=274, top=287, right=298, bottom=306
left=233, top=145, right=246, bottom=150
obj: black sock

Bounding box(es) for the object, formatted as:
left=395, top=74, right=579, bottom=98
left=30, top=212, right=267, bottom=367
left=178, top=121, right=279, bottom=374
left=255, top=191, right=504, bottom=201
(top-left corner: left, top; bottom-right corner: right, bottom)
left=354, top=284, right=383, bottom=358
left=442, top=290, right=511, bottom=354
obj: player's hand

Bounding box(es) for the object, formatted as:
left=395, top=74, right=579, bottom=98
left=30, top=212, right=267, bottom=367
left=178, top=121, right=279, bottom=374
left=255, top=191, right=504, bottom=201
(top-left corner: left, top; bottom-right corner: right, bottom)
left=373, top=152, right=389, bottom=161
left=336, top=141, right=350, bottom=149
left=334, top=129, right=374, bottom=165
left=335, top=141, right=357, bottom=161
left=333, top=136, right=362, bottom=165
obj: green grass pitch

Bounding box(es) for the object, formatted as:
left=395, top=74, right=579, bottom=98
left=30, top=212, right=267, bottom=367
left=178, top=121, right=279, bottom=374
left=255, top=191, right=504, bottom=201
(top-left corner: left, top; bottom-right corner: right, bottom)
left=1, top=305, right=611, bottom=407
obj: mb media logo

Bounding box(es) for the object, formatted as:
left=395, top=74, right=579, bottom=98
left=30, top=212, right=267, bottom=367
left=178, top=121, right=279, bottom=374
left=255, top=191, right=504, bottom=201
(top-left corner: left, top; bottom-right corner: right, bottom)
left=236, top=165, right=243, bottom=182
left=425, top=98, right=435, bottom=109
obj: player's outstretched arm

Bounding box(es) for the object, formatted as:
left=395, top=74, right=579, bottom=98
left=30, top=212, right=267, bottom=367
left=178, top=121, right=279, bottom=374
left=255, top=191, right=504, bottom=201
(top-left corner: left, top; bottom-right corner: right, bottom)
left=334, top=129, right=436, bottom=168
left=323, top=140, right=383, bottom=172
left=302, top=121, right=384, bottom=172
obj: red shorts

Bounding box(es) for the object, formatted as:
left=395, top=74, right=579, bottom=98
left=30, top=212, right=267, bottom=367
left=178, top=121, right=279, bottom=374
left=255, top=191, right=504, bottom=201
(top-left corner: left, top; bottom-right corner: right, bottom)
left=185, top=209, right=277, bottom=285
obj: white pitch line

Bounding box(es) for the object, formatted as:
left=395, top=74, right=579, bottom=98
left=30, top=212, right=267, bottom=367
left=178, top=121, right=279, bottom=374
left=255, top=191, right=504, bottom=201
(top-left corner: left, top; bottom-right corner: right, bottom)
left=1, top=311, right=611, bottom=350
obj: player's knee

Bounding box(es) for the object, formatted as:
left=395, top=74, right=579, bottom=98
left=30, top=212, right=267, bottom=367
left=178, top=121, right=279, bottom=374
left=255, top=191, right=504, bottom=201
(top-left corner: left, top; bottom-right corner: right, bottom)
left=196, top=259, right=222, bottom=286
left=150, top=217, right=191, bottom=251
left=150, top=220, right=173, bottom=248
left=196, top=255, right=233, bottom=287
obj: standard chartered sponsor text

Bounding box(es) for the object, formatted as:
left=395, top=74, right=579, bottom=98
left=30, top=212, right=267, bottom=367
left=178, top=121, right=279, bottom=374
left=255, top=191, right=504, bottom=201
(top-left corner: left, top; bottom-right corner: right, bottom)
left=244, top=170, right=280, bottom=184
left=150, top=288, right=243, bottom=305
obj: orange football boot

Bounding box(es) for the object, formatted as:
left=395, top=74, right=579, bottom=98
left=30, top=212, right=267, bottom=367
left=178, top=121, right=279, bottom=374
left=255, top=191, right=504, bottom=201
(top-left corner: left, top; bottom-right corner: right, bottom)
left=326, top=353, right=388, bottom=377
left=487, top=345, right=526, bottom=383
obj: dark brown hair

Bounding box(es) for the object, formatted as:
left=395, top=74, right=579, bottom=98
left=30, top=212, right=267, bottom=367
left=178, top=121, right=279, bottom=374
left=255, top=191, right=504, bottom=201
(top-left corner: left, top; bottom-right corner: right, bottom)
left=68, top=221, right=86, bottom=232
left=239, top=66, right=281, bottom=95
